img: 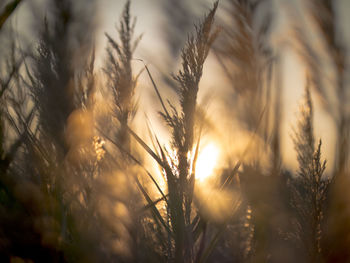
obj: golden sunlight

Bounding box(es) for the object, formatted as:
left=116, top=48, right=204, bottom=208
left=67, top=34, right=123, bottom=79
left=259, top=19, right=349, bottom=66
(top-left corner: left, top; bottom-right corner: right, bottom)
left=195, top=143, right=220, bottom=181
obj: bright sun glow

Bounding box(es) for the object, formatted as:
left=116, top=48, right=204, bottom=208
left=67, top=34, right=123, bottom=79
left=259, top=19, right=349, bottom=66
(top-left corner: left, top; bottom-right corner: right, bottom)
left=195, top=144, right=220, bottom=181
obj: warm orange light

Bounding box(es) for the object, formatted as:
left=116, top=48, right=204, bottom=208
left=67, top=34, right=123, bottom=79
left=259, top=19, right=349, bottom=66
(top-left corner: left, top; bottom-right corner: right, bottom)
left=195, top=143, right=220, bottom=181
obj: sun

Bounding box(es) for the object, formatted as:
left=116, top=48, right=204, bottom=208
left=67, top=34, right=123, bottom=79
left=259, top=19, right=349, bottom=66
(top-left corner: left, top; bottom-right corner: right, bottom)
left=195, top=143, right=220, bottom=182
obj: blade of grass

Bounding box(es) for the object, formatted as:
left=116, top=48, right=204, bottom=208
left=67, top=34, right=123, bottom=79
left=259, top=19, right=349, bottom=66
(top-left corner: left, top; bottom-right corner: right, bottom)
left=145, top=114, right=161, bottom=158
left=101, top=149, right=173, bottom=241
left=134, top=58, right=174, bottom=127
left=198, top=226, right=226, bottom=263
left=126, top=125, right=165, bottom=167
left=133, top=175, right=173, bottom=238
left=140, top=194, right=169, bottom=212
left=97, top=126, right=168, bottom=203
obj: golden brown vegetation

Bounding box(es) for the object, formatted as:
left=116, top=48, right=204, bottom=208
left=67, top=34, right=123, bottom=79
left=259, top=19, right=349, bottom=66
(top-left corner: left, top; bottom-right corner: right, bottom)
left=0, top=0, right=349, bottom=262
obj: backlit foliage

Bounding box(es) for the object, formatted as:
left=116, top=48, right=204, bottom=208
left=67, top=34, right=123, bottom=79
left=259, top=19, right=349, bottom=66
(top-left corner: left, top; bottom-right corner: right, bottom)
left=0, top=0, right=349, bottom=262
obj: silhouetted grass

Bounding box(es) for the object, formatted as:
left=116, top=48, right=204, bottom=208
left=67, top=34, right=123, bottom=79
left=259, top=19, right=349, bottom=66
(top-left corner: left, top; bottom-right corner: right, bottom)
left=0, top=0, right=349, bottom=262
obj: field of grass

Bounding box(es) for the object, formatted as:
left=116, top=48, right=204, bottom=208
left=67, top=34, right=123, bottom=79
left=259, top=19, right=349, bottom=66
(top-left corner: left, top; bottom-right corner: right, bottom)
left=0, top=0, right=349, bottom=262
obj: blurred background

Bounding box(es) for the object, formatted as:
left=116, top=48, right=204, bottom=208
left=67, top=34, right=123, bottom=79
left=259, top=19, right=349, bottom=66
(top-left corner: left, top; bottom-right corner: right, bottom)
left=1, top=0, right=350, bottom=262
